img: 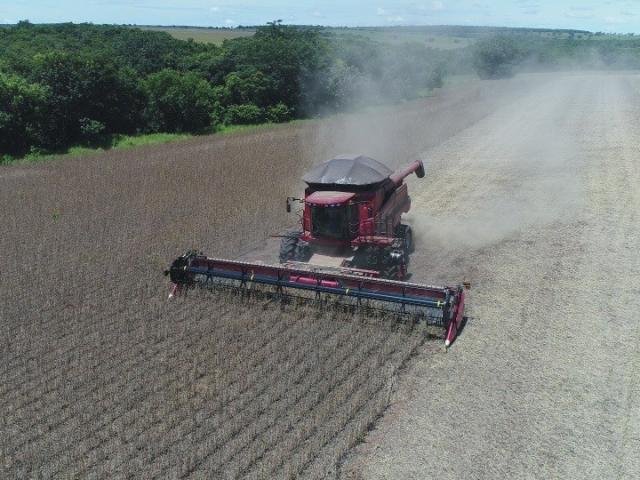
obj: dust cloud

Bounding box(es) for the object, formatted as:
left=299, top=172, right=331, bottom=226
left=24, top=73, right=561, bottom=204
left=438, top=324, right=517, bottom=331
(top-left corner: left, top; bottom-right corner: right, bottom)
left=406, top=79, right=586, bottom=251
left=300, top=42, right=448, bottom=170
left=406, top=175, right=584, bottom=251
left=299, top=40, right=603, bottom=252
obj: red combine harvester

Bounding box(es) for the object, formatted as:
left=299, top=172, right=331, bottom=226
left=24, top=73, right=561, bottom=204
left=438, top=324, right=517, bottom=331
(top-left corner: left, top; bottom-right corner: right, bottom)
left=166, top=155, right=467, bottom=347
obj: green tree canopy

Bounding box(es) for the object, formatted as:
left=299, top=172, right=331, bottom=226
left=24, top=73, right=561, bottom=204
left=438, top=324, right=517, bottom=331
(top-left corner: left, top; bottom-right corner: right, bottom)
left=31, top=51, right=143, bottom=149
left=472, top=36, right=525, bottom=79
left=0, top=72, right=48, bottom=156
left=143, top=69, right=216, bottom=133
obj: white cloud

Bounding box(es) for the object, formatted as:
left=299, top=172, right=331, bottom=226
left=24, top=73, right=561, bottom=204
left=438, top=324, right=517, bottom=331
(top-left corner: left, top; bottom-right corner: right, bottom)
left=566, top=11, right=594, bottom=19
left=386, top=15, right=405, bottom=22
left=604, top=15, right=626, bottom=24
left=568, top=5, right=593, bottom=14
left=418, top=1, right=445, bottom=11
left=210, top=7, right=220, bottom=13
left=312, top=10, right=323, bottom=18
left=376, top=7, right=388, bottom=16
left=518, top=2, right=540, bottom=10
left=225, top=18, right=235, bottom=25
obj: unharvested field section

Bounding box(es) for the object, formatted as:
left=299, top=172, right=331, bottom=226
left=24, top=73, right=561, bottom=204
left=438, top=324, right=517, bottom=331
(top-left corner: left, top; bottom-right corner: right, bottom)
left=1, top=128, right=421, bottom=477
left=2, top=77, right=550, bottom=478
left=3, top=288, right=424, bottom=478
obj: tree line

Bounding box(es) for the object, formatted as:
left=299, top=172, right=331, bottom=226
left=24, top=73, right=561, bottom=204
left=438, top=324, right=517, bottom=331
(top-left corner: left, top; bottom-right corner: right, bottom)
left=3, top=21, right=638, bottom=158
left=0, top=21, right=447, bottom=157
left=472, top=33, right=640, bottom=79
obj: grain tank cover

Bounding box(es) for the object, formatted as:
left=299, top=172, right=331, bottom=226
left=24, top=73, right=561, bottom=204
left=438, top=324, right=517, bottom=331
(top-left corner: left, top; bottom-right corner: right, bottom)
left=303, top=155, right=393, bottom=186
left=306, top=191, right=355, bottom=206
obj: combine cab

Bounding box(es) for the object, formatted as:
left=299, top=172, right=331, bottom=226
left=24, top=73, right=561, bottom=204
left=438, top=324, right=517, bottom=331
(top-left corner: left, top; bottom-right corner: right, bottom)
left=166, top=155, right=468, bottom=347
left=282, top=155, right=424, bottom=280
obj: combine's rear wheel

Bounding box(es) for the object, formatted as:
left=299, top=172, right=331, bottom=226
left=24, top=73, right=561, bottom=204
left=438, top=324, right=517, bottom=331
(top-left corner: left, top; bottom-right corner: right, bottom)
left=396, top=224, right=414, bottom=254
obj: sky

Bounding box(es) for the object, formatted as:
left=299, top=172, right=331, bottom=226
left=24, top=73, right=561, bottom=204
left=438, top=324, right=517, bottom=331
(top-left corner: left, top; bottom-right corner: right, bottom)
left=2, top=0, right=640, bottom=33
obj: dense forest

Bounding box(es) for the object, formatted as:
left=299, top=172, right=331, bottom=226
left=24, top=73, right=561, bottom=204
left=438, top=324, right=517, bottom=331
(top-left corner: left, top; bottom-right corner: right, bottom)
left=1, top=21, right=640, bottom=159
left=0, top=21, right=448, bottom=157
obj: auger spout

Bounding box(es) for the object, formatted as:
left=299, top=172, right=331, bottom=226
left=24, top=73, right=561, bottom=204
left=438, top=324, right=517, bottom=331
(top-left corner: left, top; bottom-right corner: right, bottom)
left=389, top=160, right=425, bottom=186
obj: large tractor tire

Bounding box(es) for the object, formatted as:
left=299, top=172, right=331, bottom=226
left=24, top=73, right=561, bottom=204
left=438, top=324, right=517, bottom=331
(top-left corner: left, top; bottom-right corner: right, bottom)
left=279, top=231, right=303, bottom=263
left=353, top=247, right=407, bottom=280
left=396, top=224, right=414, bottom=254
left=380, top=249, right=408, bottom=280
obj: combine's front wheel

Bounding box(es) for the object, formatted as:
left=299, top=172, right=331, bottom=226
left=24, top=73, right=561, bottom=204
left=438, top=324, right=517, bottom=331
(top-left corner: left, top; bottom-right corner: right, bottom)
left=381, top=249, right=408, bottom=280
left=279, top=231, right=309, bottom=263
left=353, top=246, right=408, bottom=280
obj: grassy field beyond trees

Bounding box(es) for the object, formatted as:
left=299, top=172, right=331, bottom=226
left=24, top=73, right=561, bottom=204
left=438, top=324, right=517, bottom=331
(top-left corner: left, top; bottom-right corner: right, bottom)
left=137, top=26, right=256, bottom=44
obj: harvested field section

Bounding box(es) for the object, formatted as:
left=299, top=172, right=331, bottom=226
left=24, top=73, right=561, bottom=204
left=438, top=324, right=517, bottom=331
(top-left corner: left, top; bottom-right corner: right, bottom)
left=345, top=73, right=640, bottom=480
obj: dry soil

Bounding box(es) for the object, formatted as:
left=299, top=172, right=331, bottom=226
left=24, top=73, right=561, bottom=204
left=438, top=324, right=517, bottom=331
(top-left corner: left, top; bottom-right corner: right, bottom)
left=344, top=72, right=640, bottom=480
left=1, top=72, right=638, bottom=479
